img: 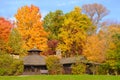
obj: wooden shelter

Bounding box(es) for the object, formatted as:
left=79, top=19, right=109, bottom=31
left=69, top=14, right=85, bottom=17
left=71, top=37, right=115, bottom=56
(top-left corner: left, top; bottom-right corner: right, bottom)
left=23, top=48, right=99, bottom=75
left=23, top=48, right=48, bottom=75
left=60, top=56, right=87, bottom=74
left=60, top=56, right=100, bottom=74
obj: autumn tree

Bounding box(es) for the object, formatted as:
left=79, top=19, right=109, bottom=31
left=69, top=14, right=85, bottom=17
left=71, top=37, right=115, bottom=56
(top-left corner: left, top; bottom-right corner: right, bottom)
left=15, top=5, right=48, bottom=51
left=57, top=7, right=92, bottom=57
left=44, top=40, right=59, bottom=55
left=0, top=17, right=12, bottom=42
left=0, top=17, right=13, bottom=54
left=82, top=3, right=109, bottom=33
left=96, top=24, right=120, bottom=75
left=83, top=34, right=106, bottom=63
left=104, top=25, right=120, bottom=75
left=43, top=10, right=64, bottom=40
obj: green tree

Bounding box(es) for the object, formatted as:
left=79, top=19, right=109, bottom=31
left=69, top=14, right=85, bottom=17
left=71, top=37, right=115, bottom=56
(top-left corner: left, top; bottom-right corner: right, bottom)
left=43, top=10, right=64, bottom=55
left=8, top=28, right=25, bottom=55
left=106, top=33, right=120, bottom=75
left=105, top=25, right=120, bottom=75
left=43, top=10, right=64, bottom=40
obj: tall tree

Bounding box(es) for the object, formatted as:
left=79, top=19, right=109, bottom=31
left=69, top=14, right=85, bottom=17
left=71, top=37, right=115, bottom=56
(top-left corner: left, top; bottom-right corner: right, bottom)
left=105, top=25, right=120, bottom=75
left=82, top=3, right=109, bottom=32
left=57, top=7, right=92, bottom=57
left=0, top=17, right=12, bottom=42
left=43, top=10, right=64, bottom=40
left=43, top=10, right=64, bottom=55
left=15, top=5, right=48, bottom=51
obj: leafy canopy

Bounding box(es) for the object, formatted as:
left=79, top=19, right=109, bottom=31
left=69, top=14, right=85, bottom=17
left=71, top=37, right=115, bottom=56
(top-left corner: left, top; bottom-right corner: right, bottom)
left=57, top=7, right=92, bottom=57
left=15, top=5, right=48, bottom=51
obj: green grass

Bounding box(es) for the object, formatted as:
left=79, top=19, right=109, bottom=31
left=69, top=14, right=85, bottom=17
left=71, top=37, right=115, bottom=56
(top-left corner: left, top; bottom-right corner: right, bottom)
left=0, top=75, right=120, bottom=80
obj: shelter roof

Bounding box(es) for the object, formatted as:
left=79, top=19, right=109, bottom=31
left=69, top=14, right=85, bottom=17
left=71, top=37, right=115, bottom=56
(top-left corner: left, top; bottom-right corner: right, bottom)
left=24, top=55, right=46, bottom=66
left=28, top=48, right=42, bottom=52
left=60, top=56, right=87, bottom=64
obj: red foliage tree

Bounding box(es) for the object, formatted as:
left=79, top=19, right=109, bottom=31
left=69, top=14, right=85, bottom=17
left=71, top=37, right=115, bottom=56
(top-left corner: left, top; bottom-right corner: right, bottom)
left=0, top=17, right=13, bottom=42
left=44, top=40, right=59, bottom=55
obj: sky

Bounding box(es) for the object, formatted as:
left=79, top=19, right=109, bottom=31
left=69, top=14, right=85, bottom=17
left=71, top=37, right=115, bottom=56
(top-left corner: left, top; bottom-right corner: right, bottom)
left=0, top=0, right=120, bottom=22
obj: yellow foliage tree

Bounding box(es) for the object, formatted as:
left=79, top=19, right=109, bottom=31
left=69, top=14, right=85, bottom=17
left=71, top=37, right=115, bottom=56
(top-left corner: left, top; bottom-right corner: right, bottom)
left=15, top=5, right=48, bottom=50
left=57, top=7, right=92, bottom=57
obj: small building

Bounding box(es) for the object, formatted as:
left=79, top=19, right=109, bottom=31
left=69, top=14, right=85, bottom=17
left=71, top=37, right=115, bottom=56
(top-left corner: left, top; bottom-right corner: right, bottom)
left=23, top=48, right=99, bottom=75
left=60, top=56, right=87, bottom=74
left=23, top=48, right=48, bottom=75
left=60, top=56, right=99, bottom=74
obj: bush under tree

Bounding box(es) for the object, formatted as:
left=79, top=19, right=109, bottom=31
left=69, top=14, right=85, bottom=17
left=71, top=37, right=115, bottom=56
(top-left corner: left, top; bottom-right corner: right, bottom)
left=71, top=62, right=86, bottom=75
left=0, top=53, right=23, bottom=76
left=46, top=55, right=62, bottom=74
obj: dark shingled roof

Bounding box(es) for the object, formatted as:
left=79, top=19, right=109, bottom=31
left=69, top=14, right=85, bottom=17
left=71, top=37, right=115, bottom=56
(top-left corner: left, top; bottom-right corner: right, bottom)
left=24, top=55, right=46, bottom=66
left=60, top=56, right=87, bottom=64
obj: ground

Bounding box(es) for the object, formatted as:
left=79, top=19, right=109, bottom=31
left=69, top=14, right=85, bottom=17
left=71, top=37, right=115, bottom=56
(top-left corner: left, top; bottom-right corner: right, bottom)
left=0, top=75, right=120, bottom=80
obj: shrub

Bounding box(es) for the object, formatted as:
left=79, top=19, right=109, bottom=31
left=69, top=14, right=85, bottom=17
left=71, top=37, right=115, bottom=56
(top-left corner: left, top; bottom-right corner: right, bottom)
left=0, top=53, right=23, bottom=76
left=10, top=59, right=23, bottom=75
left=46, top=55, right=62, bottom=74
left=97, top=63, right=109, bottom=75
left=0, top=53, right=12, bottom=75
left=71, top=62, right=86, bottom=75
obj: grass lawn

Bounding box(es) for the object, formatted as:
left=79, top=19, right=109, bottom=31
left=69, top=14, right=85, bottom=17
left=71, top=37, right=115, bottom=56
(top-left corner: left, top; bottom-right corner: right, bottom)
left=0, top=75, right=120, bottom=80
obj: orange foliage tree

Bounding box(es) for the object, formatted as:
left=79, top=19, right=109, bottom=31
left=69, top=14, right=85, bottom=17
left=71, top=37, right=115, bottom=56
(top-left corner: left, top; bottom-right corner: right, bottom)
left=15, top=5, right=48, bottom=51
left=0, top=17, right=12, bottom=42
left=83, top=34, right=106, bottom=63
